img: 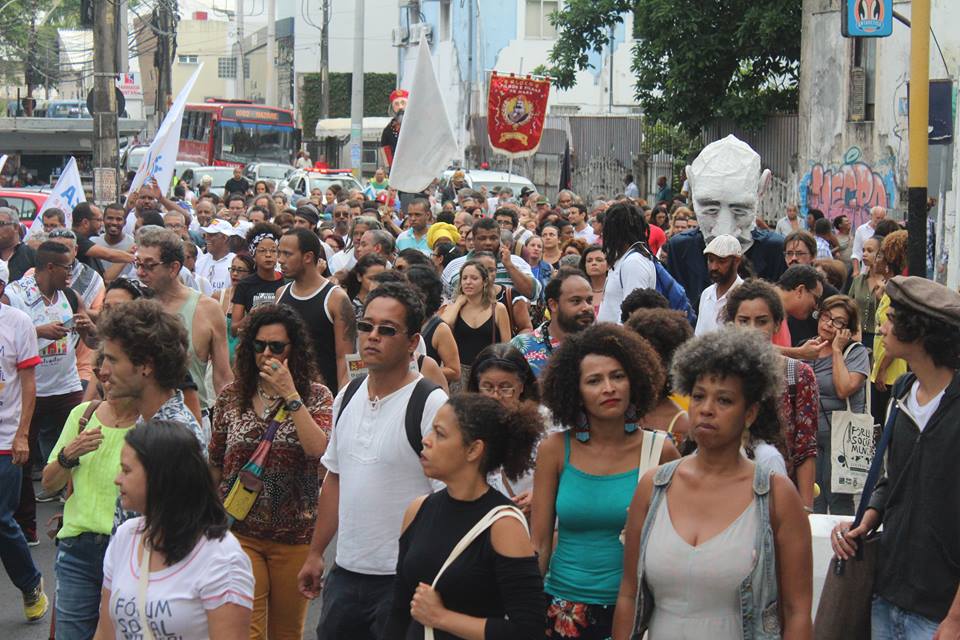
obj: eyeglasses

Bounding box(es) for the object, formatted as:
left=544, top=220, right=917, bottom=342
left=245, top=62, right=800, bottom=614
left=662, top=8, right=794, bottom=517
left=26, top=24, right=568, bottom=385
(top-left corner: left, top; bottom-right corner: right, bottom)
left=819, top=312, right=847, bottom=329
left=479, top=384, right=518, bottom=398
left=357, top=320, right=402, bottom=337
left=0, top=220, right=17, bottom=227
left=48, top=229, right=77, bottom=240
left=252, top=339, right=290, bottom=354
left=49, top=261, right=72, bottom=272
left=785, top=251, right=810, bottom=259
left=134, top=259, right=168, bottom=272
left=228, top=266, right=251, bottom=274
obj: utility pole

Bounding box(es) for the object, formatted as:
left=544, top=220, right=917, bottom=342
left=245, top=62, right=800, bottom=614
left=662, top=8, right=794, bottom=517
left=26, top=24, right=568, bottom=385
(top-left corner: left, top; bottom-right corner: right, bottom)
left=24, top=0, right=37, bottom=116
left=235, top=0, right=245, bottom=99
left=265, top=0, right=276, bottom=105
left=349, top=0, right=364, bottom=178
left=93, top=0, right=120, bottom=203
left=154, top=1, right=174, bottom=122
left=906, top=0, right=930, bottom=277
left=319, top=0, right=330, bottom=119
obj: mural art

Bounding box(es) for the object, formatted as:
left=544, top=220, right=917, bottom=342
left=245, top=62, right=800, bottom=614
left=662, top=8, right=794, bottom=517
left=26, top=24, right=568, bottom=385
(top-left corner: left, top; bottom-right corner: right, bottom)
left=799, top=147, right=896, bottom=228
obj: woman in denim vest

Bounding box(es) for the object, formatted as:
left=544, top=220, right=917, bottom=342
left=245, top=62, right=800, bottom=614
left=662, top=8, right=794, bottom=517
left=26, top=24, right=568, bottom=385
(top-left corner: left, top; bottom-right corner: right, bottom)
left=612, top=327, right=812, bottom=639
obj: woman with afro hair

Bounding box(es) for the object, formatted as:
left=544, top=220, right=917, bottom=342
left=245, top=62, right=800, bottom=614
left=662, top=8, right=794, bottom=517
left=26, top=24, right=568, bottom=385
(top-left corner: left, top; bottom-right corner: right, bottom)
left=532, top=323, right=679, bottom=639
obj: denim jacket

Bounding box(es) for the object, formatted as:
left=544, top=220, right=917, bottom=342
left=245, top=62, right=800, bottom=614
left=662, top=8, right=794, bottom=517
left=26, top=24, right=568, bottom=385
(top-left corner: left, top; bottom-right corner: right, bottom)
left=630, top=459, right=782, bottom=639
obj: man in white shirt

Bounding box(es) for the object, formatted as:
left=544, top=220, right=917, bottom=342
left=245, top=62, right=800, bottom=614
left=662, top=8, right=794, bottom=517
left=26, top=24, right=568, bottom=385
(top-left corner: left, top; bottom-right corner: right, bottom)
left=298, top=283, right=446, bottom=640
left=696, top=234, right=743, bottom=335
left=596, top=204, right=657, bottom=323
left=774, top=203, right=807, bottom=237
left=568, top=203, right=598, bottom=244
left=851, top=205, right=886, bottom=277
left=0, top=260, right=49, bottom=621
left=196, top=219, right=237, bottom=293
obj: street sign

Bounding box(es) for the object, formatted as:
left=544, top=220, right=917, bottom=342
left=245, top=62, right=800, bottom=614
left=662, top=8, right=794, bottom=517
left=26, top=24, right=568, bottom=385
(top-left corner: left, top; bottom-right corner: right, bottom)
left=905, top=80, right=956, bottom=145
left=841, top=0, right=893, bottom=37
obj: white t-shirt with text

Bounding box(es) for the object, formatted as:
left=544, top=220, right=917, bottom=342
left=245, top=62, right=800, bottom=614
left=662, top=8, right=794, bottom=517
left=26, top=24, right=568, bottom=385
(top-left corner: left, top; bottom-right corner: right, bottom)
left=102, top=517, right=254, bottom=640
left=195, top=252, right=236, bottom=293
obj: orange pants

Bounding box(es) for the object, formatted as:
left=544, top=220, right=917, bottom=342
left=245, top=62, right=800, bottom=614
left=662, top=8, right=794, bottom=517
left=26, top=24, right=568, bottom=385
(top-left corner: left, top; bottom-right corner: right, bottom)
left=235, top=533, right=311, bottom=640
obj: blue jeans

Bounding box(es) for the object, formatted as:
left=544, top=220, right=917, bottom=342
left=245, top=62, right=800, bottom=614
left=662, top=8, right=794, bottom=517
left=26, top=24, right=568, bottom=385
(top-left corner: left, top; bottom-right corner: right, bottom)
left=872, top=596, right=940, bottom=640
left=0, top=454, right=41, bottom=593
left=55, top=532, right=110, bottom=640
left=315, top=566, right=394, bottom=640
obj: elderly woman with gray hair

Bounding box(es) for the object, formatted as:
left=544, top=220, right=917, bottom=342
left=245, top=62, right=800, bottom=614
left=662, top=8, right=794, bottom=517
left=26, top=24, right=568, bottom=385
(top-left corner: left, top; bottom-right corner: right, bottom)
left=612, top=326, right=812, bottom=640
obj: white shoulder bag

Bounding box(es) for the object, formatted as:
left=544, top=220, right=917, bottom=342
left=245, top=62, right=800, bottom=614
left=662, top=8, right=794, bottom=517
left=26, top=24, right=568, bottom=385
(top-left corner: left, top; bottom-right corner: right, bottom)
left=423, top=504, right=529, bottom=640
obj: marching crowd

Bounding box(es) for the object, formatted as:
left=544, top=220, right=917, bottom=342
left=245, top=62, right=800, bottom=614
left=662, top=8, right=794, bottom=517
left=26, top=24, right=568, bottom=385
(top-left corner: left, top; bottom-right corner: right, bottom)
left=0, top=136, right=958, bottom=640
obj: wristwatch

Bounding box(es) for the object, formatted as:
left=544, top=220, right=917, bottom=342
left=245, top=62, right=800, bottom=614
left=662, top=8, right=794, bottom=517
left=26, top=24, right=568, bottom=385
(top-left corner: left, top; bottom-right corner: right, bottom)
left=58, top=449, right=80, bottom=469
left=285, top=396, right=303, bottom=413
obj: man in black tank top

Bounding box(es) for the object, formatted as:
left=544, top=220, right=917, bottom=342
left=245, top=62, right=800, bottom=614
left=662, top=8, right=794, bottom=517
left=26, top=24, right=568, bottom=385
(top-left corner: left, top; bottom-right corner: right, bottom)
left=277, top=229, right=356, bottom=393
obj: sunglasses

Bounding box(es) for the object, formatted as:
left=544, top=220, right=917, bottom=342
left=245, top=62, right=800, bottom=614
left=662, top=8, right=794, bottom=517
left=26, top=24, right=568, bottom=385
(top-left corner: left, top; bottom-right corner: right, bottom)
left=252, top=339, right=290, bottom=354
left=356, top=320, right=402, bottom=337
left=48, top=229, right=77, bottom=240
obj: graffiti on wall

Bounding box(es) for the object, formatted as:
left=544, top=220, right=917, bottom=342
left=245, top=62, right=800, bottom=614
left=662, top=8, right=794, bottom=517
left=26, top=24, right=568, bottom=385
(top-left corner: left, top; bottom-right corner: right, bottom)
left=799, top=147, right=896, bottom=228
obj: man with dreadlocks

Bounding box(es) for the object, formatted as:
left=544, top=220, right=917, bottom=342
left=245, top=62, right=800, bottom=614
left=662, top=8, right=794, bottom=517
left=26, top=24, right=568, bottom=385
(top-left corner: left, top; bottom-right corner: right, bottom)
left=597, top=202, right=657, bottom=323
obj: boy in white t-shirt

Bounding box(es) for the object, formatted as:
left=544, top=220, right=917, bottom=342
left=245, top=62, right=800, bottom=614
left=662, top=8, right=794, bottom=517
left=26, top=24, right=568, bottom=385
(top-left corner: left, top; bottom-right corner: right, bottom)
left=0, top=260, right=49, bottom=621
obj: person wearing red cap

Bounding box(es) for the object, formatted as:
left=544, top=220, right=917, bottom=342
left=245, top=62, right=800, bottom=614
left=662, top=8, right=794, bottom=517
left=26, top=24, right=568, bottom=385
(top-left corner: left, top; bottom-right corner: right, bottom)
left=380, top=89, right=409, bottom=167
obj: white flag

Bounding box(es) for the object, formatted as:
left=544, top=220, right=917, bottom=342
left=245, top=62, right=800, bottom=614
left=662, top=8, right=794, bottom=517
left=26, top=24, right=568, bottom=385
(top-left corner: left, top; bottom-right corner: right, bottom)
left=127, top=64, right=203, bottom=196
left=0, top=155, right=7, bottom=177
left=389, top=39, right=458, bottom=193
left=28, top=157, right=85, bottom=237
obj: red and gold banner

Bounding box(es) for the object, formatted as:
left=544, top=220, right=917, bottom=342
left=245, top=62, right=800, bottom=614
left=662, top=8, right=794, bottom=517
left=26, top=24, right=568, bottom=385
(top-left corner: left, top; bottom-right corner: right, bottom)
left=487, top=72, right=551, bottom=158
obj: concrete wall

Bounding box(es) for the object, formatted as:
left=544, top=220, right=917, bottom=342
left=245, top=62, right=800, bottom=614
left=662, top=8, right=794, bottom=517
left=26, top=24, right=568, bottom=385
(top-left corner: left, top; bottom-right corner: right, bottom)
left=798, top=0, right=959, bottom=284
left=171, top=20, right=234, bottom=103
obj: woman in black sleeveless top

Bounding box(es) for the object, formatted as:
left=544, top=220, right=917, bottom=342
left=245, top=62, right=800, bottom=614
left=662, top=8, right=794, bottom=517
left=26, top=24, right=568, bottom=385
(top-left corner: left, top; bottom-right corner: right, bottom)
left=440, top=260, right=511, bottom=390
left=384, top=394, right=545, bottom=639
left=406, top=265, right=461, bottom=385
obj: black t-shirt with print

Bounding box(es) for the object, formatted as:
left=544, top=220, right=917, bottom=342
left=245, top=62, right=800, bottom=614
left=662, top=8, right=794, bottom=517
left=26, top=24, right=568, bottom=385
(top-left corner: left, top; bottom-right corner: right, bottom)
left=231, top=272, right=285, bottom=312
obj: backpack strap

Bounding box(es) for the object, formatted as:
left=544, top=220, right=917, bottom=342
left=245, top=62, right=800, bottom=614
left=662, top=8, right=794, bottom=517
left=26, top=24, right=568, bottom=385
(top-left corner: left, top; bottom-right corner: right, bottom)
left=405, top=377, right=441, bottom=456
left=333, top=375, right=366, bottom=428
left=63, top=286, right=80, bottom=314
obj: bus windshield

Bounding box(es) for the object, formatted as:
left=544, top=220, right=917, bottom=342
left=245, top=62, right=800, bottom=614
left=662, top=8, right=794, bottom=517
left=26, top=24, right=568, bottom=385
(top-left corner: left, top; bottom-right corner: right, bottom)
left=219, top=121, right=296, bottom=164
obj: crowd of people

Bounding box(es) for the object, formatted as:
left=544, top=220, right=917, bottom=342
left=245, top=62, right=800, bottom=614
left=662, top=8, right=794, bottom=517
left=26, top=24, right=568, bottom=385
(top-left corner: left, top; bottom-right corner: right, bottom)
left=0, top=134, right=958, bottom=640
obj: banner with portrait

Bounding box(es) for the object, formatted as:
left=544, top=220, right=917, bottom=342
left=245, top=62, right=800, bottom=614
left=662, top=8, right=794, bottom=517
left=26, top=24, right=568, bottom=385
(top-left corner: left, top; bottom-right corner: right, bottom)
left=487, top=72, right=550, bottom=158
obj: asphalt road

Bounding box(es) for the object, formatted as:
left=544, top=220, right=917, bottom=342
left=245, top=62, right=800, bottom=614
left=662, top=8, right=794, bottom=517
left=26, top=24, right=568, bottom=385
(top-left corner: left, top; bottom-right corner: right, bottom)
left=1, top=482, right=324, bottom=639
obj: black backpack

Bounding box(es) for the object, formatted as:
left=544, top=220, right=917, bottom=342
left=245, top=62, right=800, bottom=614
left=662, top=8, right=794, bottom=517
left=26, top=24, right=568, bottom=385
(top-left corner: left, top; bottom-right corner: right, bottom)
left=334, top=376, right=441, bottom=455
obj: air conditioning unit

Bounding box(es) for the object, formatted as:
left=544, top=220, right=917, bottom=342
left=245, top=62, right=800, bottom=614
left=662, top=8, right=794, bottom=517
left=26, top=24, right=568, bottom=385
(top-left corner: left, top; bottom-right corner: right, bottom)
left=409, top=23, right=433, bottom=45
left=391, top=26, right=409, bottom=47
left=849, top=67, right=866, bottom=122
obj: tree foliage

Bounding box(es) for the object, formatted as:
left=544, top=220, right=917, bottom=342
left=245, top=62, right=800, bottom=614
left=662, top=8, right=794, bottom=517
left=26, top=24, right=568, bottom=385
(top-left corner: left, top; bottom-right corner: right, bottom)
left=300, top=72, right=397, bottom=140
left=0, top=0, right=81, bottom=91
left=543, top=0, right=801, bottom=133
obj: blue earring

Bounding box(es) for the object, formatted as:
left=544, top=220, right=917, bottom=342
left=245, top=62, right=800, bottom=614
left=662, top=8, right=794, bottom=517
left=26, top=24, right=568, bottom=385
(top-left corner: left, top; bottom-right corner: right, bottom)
left=574, top=410, right=590, bottom=442
left=624, top=403, right=639, bottom=434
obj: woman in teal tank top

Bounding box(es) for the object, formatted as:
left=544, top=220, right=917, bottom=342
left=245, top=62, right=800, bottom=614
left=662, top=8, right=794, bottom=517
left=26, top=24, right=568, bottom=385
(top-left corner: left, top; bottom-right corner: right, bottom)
left=532, top=324, right=680, bottom=639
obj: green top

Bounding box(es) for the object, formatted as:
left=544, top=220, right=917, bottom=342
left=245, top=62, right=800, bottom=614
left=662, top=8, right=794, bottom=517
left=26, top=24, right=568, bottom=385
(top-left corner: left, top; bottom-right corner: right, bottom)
left=48, top=401, right=133, bottom=539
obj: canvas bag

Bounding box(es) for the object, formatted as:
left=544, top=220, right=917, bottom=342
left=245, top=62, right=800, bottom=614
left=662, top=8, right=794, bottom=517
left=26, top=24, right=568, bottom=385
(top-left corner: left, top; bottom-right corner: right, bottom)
left=813, top=403, right=899, bottom=640
left=423, top=505, right=529, bottom=640
left=829, top=344, right=876, bottom=494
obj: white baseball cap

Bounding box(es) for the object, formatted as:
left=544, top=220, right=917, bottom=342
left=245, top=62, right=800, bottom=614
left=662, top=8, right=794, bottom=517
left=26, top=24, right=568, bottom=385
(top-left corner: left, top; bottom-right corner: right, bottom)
left=703, top=234, right=743, bottom=258
left=200, top=219, right=239, bottom=237
left=0, top=259, right=8, bottom=285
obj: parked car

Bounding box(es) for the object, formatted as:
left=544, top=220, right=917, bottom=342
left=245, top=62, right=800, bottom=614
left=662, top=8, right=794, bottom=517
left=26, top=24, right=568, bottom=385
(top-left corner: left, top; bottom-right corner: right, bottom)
left=45, top=100, right=91, bottom=119
left=121, top=144, right=150, bottom=174
left=245, top=162, right=295, bottom=188
left=191, top=166, right=240, bottom=192
left=440, top=168, right=536, bottom=200
left=0, top=188, right=50, bottom=227
left=281, top=168, right=364, bottom=202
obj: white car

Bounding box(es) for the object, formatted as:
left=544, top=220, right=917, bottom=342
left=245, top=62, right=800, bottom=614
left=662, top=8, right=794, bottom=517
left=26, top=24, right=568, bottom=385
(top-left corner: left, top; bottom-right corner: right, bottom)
left=191, top=166, right=239, bottom=192
left=440, top=168, right=536, bottom=198
left=281, top=168, right=364, bottom=202
left=245, top=162, right=296, bottom=188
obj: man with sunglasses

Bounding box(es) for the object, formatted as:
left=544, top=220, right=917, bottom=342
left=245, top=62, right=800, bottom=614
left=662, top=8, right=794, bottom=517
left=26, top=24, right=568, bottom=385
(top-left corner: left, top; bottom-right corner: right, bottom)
left=134, top=227, right=232, bottom=442
left=277, top=228, right=354, bottom=394
left=0, top=207, right=35, bottom=282
left=772, top=265, right=826, bottom=360
left=7, top=241, right=97, bottom=540
left=299, top=283, right=447, bottom=640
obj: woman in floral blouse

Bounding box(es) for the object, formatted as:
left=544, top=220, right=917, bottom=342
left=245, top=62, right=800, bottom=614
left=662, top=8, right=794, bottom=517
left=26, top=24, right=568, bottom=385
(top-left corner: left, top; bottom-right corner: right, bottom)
left=210, top=304, right=332, bottom=640
left=726, top=279, right=819, bottom=511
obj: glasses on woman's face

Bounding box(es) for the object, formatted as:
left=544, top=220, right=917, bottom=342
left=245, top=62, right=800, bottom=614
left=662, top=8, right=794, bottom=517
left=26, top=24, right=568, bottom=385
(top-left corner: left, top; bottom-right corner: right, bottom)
left=252, top=339, right=289, bottom=354
left=819, top=312, right=847, bottom=330
left=479, top=384, right=517, bottom=398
